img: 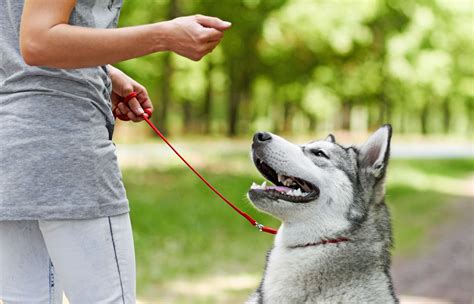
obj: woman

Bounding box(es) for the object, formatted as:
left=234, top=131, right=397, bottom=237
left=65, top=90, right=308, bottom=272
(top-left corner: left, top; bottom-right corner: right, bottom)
left=0, top=0, right=231, bottom=303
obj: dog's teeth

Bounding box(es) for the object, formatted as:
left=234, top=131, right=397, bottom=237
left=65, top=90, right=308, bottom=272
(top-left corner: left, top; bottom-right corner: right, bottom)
left=251, top=182, right=257, bottom=189
left=261, top=181, right=267, bottom=188
left=278, top=174, right=284, bottom=182
left=294, top=188, right=302, bottom=196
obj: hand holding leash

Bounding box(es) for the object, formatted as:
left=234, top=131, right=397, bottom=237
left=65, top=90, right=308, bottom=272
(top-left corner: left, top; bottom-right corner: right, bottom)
left=115, top=92, right=277, bottom=235
left=113, top=92, right=153, bottom=121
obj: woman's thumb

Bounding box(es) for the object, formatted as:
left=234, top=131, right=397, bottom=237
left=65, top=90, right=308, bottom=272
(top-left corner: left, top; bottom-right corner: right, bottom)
left=196, top=15, right=231, bottom=31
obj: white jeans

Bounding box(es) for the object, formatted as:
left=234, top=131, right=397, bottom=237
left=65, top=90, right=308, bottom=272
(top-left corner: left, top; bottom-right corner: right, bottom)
left=0, top=213, right=136, bottom=304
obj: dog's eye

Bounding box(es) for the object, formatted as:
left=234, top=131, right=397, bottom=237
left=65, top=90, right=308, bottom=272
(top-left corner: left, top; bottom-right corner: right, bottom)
left=311, top=149, right=329, bottom=159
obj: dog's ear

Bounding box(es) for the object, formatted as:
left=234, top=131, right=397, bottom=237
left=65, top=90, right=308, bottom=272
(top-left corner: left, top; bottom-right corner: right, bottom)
left=325, top=134, right=336, bottom=143
left=358, top=124, right=392, bottom=178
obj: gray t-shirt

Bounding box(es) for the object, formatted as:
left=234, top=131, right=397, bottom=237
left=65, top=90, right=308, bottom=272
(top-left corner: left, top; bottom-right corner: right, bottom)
left=0, top=0, right=129, bottom=220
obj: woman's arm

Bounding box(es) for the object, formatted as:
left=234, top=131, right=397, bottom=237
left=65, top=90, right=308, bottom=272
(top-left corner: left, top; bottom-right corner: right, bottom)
left=20, top=0, right=231, bottom=68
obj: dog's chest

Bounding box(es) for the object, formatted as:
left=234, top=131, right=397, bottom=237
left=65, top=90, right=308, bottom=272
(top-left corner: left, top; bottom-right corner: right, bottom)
left=262, top=247, right=328, bottom=303
left=259, top=246, right=396, bottom=304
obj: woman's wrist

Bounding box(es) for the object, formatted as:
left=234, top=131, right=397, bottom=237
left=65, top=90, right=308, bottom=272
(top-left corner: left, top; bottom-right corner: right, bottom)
left=149, top=21, right=172, bottom=53
left=107, top=65, right=120, bottom=80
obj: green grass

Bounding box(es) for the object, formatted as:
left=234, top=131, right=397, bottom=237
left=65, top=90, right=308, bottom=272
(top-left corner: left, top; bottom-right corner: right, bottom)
left=123, top=158, right=473, bottom=301
left=125, top=168, right=278, bottom=296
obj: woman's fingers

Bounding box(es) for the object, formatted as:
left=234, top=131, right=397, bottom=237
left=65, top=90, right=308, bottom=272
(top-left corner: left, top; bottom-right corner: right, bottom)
left=121, top=85, right=148, bottom=121
left=127, top=111, right=141, bottom=122
left=202, top=27, right=224, bottom=42
left=206, top=40, right=221, bottom=53
left=195, top=15, right=231, bottom=31
left=117, top=102, right=130, bottom=117
left=127, top=97, right=144, bottom=116
left=135, top=87, right=154, bottom=115
left=116, top=95, right=149, bottom=122
left=117, top=101, right=138, bottom=121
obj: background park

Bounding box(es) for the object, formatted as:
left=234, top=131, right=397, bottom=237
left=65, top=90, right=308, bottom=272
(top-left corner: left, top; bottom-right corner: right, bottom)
left=113, top=0, right=473, bottom=303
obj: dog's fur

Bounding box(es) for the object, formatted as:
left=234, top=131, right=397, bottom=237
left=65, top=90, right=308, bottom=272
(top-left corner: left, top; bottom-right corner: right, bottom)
left=246, top=125, right=397, bottom=303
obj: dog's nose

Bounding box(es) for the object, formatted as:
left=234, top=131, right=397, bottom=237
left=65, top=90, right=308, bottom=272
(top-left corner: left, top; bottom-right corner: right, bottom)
left=253, top=132, right=272, bottom=143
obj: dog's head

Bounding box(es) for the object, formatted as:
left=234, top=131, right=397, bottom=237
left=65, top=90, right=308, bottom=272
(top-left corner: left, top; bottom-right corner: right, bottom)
left=248, top=125, right=392, bottom=241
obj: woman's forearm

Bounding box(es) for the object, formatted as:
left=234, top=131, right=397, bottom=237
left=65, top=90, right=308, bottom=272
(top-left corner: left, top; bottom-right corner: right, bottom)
left=19, top=0, right=170, bottom=68
left=21, top=22, right=169, bottom=69
left=20, top=0, right=230, bottom=69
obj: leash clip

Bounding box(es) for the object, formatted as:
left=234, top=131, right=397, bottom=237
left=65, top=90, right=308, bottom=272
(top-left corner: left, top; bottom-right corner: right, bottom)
left=254, top=223, right=264, bottom=232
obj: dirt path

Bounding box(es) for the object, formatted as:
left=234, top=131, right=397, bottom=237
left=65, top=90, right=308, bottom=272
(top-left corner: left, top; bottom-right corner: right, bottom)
left=392, top=197, right=474, bottom=303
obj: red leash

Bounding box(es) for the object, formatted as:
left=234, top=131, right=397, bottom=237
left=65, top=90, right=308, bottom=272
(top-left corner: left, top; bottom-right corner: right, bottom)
left=115, top=92, right=277, bottom=235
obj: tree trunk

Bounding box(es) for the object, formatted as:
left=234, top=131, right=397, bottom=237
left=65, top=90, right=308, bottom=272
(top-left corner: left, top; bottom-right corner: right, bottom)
left=468, top=97, right=474, bottom=134
left=156, top=0, right=179, bottom=135
left=182, top=100, right=192, bottom=133
left=228, top=84, right=239, bottom=137
left=420, top=103, right=429, bottom=134
left=307, top=113, right=317, bottom=133
left=386, top=97, right=392, bottom=125
left=282, top=101, right=293, bottom=133
left=240, top=74, right=252, bottom=134
left=378, top=94, right=389, bottom=125
left=367, top=103, right=376, bottom=130
left=202, top=61, right=213, bottom=134
left=442, top=99, right=450, bottom=133
left=227, top=63, right=240, bottom=137
left=399, top=107, right=406, bottom=134
left=158, top=53, right=171, bottom=135
left=341, top=100, right=352, bottom=130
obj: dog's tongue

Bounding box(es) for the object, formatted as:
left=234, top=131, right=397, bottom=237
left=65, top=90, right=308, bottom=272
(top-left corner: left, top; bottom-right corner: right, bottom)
left=266, top=185, right=292, bottom=193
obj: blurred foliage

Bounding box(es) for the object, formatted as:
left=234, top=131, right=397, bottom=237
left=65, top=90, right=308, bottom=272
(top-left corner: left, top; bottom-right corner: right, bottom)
left=116, top=0, right=473, bottom=136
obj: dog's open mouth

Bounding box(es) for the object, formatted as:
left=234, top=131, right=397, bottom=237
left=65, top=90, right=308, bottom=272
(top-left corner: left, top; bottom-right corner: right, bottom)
left=249, top=157, right=320, bottom=203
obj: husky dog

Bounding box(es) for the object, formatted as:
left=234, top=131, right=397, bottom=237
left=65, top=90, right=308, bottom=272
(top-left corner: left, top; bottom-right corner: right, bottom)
left=247, top=125, right=397, bottom=304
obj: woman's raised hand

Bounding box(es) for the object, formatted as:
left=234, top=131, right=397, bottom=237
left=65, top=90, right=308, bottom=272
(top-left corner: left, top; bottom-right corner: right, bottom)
left=163, top=15, right=231, bottom=61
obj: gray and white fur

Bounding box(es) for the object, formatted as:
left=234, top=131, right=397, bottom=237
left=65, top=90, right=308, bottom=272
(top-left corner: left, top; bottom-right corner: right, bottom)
left=247, top=125, right=397, bottom=304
